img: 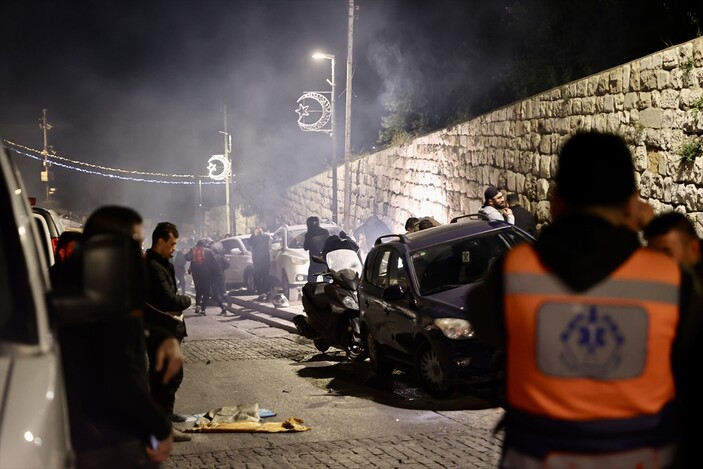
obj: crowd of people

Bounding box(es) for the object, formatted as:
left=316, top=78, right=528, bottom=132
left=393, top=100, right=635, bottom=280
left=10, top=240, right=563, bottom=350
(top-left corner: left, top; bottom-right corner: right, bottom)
left=47, top=130, right=703, bottom=467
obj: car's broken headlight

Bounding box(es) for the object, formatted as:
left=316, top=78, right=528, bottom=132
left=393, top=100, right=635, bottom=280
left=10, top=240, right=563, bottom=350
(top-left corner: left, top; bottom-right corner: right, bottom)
left=433, top=318, right=474, bottom=339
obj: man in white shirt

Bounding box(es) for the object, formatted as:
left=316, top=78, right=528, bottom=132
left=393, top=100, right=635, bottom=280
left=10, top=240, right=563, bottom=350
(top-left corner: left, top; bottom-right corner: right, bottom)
left=478, top=186, right=515, bottom=224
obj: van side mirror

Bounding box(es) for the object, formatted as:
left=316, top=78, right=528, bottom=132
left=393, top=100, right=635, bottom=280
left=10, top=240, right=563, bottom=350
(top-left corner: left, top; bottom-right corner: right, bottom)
left=52, top=234, right=145, bottom=323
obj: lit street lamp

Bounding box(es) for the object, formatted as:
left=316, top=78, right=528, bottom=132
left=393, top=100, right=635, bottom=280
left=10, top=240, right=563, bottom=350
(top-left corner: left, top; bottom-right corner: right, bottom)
left=312, top=52, right=338, bottom=224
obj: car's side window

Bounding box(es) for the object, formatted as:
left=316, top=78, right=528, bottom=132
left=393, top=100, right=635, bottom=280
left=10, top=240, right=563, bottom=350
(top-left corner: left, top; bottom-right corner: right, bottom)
left=370, top=249, right=392, bottom=288
left=387, top=254, right=409, bottom=291
left=271, top=230, right=284, bottom=251
left=364, top=251, right=376, bottom=282
left=0, top=179, right=38, bottom=344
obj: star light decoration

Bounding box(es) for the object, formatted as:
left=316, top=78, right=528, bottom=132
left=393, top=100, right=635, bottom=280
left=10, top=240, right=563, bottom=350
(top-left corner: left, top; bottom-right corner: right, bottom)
left=295, top=91, right=332, bottom=133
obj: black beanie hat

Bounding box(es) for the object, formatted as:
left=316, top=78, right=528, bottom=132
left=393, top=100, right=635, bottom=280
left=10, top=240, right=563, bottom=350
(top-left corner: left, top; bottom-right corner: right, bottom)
left=484, top=186, right=500, bottom=202
left=556, top=131, right=636, bottom=208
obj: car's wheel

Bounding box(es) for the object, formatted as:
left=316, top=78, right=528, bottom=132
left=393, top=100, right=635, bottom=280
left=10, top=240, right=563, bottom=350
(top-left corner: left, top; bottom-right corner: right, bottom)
left=244, top=269, right=255, bottom=293
left=416, top=343, right=454, bottom=398
left=314, top=338, right=329, bottom=353
left=366, top=329, right=393, bottom=375
left=281, top=271, right=293, bottom=300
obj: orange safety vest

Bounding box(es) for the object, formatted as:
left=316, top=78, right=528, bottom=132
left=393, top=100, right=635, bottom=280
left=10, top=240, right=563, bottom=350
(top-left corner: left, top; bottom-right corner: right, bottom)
left=501, top=243, right=680, bottom=465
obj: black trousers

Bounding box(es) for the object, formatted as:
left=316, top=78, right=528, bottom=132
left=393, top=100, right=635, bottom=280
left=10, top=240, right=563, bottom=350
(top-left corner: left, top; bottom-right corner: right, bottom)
left=146, top=322, right=185, bottom=415
left=192, top=273, right=211, bottom=310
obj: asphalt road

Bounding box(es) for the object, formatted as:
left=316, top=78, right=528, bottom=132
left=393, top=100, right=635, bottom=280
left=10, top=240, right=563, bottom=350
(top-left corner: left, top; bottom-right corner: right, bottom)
left=163, top=293, right=504, bottom=468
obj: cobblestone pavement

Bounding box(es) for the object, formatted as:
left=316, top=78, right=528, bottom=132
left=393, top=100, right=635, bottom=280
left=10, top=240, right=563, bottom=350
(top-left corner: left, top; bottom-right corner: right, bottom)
left=165, top=428, right=502, bottom=468
left=169, top=336, right=503, bottom=468
left=182, top=336, right=316, bottom=364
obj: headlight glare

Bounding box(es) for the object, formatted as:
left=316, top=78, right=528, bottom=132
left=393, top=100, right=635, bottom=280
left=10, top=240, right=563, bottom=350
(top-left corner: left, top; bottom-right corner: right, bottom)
left=434, top=318, right=474, bottom=339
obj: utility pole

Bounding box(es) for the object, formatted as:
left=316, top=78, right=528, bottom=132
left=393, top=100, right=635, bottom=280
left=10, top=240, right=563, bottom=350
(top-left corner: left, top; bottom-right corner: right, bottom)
left=222, top=106, right=232, bottom=235
left=39, top=108, right=53, bottom=202
left=343, top=0, right=355, bottom=230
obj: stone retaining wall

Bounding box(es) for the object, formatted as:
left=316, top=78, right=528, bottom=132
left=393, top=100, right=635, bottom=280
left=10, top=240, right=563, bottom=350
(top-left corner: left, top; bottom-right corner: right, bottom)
left=282, top=36, right=703, bottom=235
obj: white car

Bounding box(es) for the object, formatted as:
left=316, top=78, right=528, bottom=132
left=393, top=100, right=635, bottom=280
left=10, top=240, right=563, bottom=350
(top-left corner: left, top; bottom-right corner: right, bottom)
left=269, top=222, right=342, bottom=300
left=220, top=234, right=254, bottom=292
left=0, top=140, right=147, bottom=468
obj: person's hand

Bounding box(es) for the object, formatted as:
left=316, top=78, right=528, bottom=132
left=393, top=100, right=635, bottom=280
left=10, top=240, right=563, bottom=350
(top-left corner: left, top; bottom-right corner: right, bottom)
left=503, top=207, right=513, bottom=216
left=145, top=434, right=173, bottom=463
left=155, top=337, right=183, bottom=384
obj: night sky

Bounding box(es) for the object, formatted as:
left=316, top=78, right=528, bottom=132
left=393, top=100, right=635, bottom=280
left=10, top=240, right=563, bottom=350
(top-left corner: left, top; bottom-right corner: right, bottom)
left=0, top=0, right=700, bottom=226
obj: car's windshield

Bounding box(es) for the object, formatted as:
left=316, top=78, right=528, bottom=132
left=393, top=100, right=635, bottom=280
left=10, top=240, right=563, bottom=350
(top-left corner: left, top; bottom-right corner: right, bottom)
left=411, top=230, right=528, bottom=295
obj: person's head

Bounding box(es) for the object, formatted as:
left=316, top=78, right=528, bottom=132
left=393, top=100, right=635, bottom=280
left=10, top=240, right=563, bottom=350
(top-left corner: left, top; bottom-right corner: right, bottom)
left=506, top=193, right=520, bottom=207
left=306, top=216, right=320, bottom=230
left=55, top=230, right=82, bottom=263
left=553, top=131, right=637, bottom=221
left=484, top=186, right=506, bottom=209
left=151, top=222, right=179, bottom=259
left=418, top=218, right=435, bottom=230
left=83, top=206, right=144, bottom=245
left=251, top=226, right=263, bottom=236
left=405, top=217, right=419, bottom=233
left=643, top=212, right=701, bottom=269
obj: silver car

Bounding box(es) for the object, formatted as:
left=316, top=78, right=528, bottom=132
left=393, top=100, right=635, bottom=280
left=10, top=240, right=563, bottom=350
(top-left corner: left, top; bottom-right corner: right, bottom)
left=269, top=222, right=342, bottom=300
left=221, top=234, right=255, bottom=292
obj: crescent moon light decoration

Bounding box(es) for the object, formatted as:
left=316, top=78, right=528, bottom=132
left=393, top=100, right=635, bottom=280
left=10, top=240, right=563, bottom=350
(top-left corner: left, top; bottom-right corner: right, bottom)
left=295, top=91, right=332, bottom=133
left=207, top=154, right=231, bottom=181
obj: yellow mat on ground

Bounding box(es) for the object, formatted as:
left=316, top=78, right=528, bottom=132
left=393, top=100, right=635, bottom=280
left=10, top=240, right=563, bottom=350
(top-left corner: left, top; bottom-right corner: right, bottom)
left=185, top=417, right=310, bottom=433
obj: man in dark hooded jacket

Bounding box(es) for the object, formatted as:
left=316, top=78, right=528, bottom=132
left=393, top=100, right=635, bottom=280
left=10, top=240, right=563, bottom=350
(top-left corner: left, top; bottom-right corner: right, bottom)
left=466, top=131, right=702, bottom=468
left=303, top=216, right=329, bottom=281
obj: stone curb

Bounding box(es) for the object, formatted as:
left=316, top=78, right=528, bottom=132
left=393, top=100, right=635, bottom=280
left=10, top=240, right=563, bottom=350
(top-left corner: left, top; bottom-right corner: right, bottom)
left=227, top=296, right=303, bottom=334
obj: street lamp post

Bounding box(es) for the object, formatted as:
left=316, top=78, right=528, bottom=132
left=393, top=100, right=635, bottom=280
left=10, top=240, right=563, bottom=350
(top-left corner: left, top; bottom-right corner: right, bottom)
left=313, top=52, right=337, bottom=224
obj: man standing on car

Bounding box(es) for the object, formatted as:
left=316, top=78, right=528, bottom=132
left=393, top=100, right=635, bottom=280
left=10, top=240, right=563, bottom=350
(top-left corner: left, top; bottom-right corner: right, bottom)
left=144, top=222, right=193, bottom=441
left=479, top=186, right=514, bottom=224
left=466, top=131, right=702, bottom=467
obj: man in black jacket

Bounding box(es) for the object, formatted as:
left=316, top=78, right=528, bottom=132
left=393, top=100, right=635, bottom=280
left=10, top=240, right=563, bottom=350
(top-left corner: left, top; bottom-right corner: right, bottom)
left=303, top=216, right=330, bottom=281
left=144, top=222, right=192, bottom=436
left=506, top=193, right=537, bottom=237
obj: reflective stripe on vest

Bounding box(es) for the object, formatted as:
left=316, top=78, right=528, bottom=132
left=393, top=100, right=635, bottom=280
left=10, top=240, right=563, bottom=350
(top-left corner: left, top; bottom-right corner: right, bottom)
left=503, top=244, right=680, bottom=421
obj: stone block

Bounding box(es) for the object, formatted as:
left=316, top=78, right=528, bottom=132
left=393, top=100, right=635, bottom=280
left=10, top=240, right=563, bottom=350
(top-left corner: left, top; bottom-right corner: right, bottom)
left=639, top=108, right=663, bottom=128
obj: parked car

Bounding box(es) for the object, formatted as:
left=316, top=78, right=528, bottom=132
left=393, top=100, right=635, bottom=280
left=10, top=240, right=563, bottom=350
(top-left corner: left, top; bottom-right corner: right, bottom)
left=220, top=234, right=255, bottom=291
left=269, top=221, right=342, bottom=300
left=0, top=141, right=145, bottom=467
left=32, top=210, right=56, bottom=267
left=30, top=203, right=66, bottom=254
left=359, top=215, right=534, bottom=397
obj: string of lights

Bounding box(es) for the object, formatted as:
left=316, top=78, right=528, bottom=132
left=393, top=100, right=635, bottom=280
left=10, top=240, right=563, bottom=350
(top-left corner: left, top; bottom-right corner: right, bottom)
left=6, top=146, right=224, bottom=185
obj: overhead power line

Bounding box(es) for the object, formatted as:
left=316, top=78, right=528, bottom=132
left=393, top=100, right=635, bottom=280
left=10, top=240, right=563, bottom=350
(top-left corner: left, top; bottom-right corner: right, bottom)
left=3, top=140, right=222, bottom=185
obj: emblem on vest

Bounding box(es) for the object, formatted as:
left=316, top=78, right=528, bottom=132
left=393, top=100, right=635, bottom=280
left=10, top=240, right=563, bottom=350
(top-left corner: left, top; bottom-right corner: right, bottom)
left=537, top=303, right=647, bottom=379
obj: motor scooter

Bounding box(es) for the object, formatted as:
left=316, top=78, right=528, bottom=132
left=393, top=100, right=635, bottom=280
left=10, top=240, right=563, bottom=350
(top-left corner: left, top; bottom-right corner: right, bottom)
left=293, top=247, right=367, bottom=361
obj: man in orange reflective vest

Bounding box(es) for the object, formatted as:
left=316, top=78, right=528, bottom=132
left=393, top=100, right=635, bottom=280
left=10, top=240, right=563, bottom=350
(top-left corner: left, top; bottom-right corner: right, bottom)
left=467, top=131, right=703, bottom=468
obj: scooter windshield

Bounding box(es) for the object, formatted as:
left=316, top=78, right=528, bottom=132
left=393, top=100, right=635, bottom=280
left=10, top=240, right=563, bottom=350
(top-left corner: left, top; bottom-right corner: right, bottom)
left=325, top=249, right=362, bottom=277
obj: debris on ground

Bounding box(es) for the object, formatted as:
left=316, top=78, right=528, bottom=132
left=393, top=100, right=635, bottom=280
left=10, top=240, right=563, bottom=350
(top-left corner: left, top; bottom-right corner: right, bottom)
left=186, top=416, right=310, bottom=433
